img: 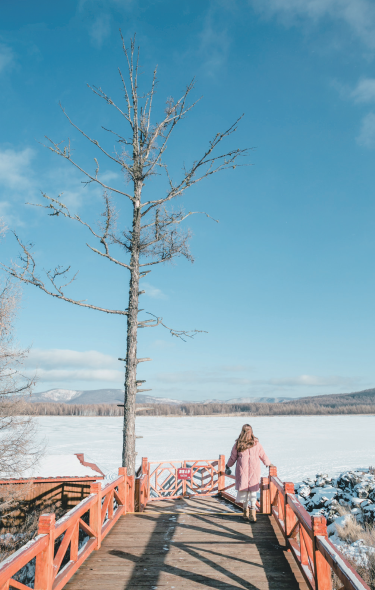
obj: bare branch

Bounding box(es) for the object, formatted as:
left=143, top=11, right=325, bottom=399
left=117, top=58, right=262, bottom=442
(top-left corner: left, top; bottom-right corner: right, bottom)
left=139, top=312, right=207, bottom=342
left=41, top=135, right=135, bottom=201
left=1, top=235, right=128, bottom=316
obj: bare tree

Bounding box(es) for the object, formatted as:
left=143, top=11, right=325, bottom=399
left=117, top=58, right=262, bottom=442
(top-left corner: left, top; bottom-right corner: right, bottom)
left=0, top=281, right=40, bottom=477
left=3, top=35, right=248, bottom=475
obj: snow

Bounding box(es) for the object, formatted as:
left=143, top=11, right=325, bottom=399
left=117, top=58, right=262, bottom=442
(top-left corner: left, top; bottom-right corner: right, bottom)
left=32, top=414, right=375, bottom=478
left=19, top=454, right=100, bottom=479
left=37, top=389, right=83, bottom=401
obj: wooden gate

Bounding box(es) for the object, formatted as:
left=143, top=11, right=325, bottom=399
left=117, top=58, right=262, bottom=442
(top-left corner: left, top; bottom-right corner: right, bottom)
left=146, top=456, right=225, bottom=501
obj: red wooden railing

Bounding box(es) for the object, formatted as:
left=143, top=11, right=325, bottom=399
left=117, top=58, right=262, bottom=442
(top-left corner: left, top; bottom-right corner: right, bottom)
left=259, top=465, right=371, bottom=590
left=136, top=456, right=225, bottom=503
left=0, top=467, right=134, bottom=590
left=1, top=458, right=371, bottom=590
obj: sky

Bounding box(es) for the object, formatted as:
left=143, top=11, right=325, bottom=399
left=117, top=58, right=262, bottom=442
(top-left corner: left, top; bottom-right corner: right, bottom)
left=1, top=0, right=375, bottom=401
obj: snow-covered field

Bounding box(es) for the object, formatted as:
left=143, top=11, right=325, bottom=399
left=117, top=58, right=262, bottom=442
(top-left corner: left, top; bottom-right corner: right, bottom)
left=36, top=414, right=375, bottom=480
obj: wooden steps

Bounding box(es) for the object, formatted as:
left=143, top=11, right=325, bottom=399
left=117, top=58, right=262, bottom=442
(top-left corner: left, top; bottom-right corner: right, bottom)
left=64, top=496, right=308, bottom=589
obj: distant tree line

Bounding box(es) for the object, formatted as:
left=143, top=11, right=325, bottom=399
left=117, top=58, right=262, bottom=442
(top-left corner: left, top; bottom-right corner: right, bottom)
left=20, top=400, right=375, bottom=417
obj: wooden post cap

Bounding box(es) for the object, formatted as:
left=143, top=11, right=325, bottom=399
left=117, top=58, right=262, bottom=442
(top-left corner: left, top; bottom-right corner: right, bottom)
left=284, top=482, right=295, bottom=494
left=118, top=467, right=127, bottom=476
left=269, top=465, right=277, bottom=476
left=90, top=482, right=102, bottom=493
left=312, top=515, right=328, bottom=536
left=38, top=513, right=55, bottom=534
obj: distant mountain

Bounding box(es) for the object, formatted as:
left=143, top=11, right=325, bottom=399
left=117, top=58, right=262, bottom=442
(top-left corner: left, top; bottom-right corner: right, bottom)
left=31, top=389, right=183, bottom=405
left=287, top=387, right=375, bottom=407
left=32, top=389, right=295, bottom=405
left=221, top=396, right=293, bottom=404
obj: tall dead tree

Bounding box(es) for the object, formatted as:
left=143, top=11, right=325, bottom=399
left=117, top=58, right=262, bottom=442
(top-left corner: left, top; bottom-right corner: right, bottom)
left=3, top=35, right=248, bottom=475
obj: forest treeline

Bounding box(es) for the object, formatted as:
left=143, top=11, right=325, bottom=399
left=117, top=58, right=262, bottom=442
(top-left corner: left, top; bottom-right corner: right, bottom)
left=21, top=400, right=375, bottom=417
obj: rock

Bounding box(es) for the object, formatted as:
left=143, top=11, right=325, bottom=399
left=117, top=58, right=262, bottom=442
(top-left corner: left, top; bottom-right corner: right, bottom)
left=299, top=485, right=311, bottom=498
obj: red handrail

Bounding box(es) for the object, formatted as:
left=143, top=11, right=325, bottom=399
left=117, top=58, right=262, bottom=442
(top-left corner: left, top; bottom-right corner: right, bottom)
left=0, top=467, right=130, bottom=590
left=259, top=466, right=371, bottom=590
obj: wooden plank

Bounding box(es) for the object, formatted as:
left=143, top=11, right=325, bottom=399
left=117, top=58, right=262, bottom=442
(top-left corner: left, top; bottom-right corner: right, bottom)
left=64, top=496, right=308, bottom=590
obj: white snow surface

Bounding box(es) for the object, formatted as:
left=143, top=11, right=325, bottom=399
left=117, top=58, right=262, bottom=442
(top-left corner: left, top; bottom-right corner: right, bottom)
left=19, top=454, right=100, bottom=479
left=33, top=414, right=375, bottom=478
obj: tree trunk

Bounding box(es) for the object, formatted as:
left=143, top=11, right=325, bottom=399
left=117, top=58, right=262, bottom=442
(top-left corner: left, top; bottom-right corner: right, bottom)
left=122, top=179, right=142, bottom=475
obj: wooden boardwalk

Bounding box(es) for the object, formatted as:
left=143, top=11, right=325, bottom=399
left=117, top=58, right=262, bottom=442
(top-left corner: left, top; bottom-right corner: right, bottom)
left=64, top=496, right=308, bottom=590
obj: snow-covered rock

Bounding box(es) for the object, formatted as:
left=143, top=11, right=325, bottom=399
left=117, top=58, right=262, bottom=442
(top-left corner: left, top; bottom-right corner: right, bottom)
left=296, top=469, right=375, bottom=570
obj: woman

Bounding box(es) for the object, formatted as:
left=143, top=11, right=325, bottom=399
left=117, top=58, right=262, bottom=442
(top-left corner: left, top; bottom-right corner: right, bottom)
left=226, top=424, right=271, bottom=522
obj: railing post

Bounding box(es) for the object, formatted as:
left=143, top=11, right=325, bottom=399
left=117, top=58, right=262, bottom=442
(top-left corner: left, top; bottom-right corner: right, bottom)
left=118, top=467, right=127, bottom=513
left=135, top=476, right=140, bottom=512
left=127, top=475, right=135, bottom=513
left=284, top=482, right=296, bottom=548
left=89, top=482, right=102, bottom=550
left=141, top=457, right=148, bottom=475
left=312, top=516, right=332, bottom=590
left=260, top=477, right=270, bottom=514
left=34, top=514, right=55, bottom=590
left=269, top=465, right=277, bottom=507
left=218, top=455, right=225, bottom=493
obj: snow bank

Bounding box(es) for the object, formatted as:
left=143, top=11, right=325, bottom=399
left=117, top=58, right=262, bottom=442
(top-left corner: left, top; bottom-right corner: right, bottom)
left=19, top=454, right=100, bottom=479
left=295, top=469, right=375, bottom=566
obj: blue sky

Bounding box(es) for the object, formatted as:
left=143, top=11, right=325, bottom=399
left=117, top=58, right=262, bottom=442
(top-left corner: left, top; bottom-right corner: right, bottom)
left=1, top=0, right=375, bottom=401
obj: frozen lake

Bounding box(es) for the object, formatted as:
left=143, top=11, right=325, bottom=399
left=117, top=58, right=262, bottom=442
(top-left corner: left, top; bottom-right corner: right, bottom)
left=36, top=414, right=375, bottom=482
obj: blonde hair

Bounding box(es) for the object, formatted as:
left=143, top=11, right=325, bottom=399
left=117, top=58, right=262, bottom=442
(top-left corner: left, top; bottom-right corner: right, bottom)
left=236, top=424, right=258, bottom=452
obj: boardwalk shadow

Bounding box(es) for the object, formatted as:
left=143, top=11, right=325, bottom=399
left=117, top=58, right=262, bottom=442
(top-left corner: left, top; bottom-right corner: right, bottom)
left=116, top=510, right=302, bottom=590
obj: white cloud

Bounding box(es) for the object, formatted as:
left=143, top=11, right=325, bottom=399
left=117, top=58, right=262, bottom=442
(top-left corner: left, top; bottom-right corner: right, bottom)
left=142, top=283, right=167, bottom=300
left=26, top=348, right=118, bottom=369
left=156, top=370, right=356, bottom=389
left=0, top=145, right=115, bottom=215
left=29, top=368, right=122, bottom=383
left=89, top=14, right=111, bottom=48
left=198, top=14, right=230, bottom=76
left=251, top=0, right=375, bottom=48
left=351, top=78, right=375, bottom=103
left=0, top=43, right=15, bottom=75
left=0, top=148, right=35, bottom=191
left=356, top=112, right=375, bottom=147
left=24, top=348, right=122, bottom=384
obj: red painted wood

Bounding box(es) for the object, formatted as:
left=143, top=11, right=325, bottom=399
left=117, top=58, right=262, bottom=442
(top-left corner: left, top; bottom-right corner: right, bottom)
left=284, top=482, right=297, bottom=546
left=312, top=517, right=332, bottom=590
left=218, top=455, right=225, bottom=492
left=127, top=476, right=135, bottom=513
left=53, top=524, right=75, bottom=576
left=0, top=536, right=48, bottom=587
left=89, top=482, right=102, bottom=550
left=34, top=514, right=55, bottom=590
left=260, top=477, right=270, bottom=514
left=8, top=579, right=30, bottom=590
left=117, top=467, right=127, bottom=511
left=70, top=521, right=79, bottom=564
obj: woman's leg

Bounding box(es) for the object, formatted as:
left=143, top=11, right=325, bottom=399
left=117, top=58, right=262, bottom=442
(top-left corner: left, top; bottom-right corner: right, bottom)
left=249, top=491, right=257, bottom=522
left=236, top=490, right=250, bottom=519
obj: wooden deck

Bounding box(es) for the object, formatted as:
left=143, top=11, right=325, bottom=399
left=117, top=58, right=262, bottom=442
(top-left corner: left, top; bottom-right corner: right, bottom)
left=64, top=496, right=308, bottom=590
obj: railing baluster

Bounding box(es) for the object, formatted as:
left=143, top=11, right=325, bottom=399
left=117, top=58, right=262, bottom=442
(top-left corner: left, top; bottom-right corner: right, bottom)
left=70, top=521, right=79, bottom=563
left=118, top=467, right=127, bottom=513
left=260, top=477, right=270, bottom=514
left=108, top=490, right=114, bottom=520
left=284, top=482, right=296, bottom=548
left=300, top=525, right=309, bottom=566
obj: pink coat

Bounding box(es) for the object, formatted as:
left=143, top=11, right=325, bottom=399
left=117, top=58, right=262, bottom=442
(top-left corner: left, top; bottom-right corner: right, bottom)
left=227, top=441, right=271, bottom=492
